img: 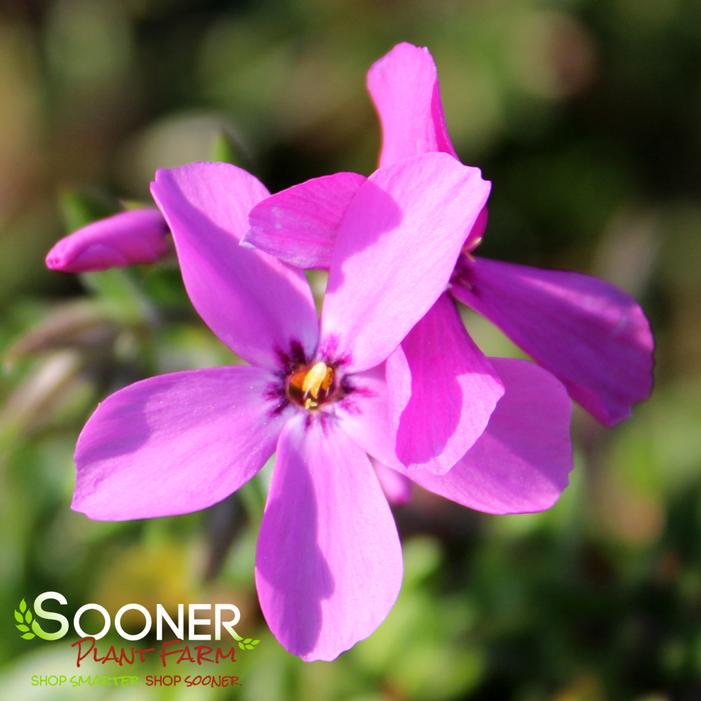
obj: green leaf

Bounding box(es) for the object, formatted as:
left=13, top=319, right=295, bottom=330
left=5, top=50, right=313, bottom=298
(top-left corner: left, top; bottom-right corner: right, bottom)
left=14, top=610, right=22, bottom=623
left=243, top=638, right=252, bottom=644
left=21, top=632, right=35, bottom=640
left=19, top=599, right=27, bottom=614
left=25, top=609, right=33, bottom=623
left=16, top=624, right=29, bottom=632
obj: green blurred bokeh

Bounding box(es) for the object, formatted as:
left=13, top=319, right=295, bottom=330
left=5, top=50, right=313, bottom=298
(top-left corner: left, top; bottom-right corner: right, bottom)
left=1, top=1, right=700, bottom=699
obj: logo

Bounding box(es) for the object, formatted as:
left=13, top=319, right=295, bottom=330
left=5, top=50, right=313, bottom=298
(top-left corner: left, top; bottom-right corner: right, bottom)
left=15, top=597, right=55, bottom=641
left=14, top=592, right=260, bottom=651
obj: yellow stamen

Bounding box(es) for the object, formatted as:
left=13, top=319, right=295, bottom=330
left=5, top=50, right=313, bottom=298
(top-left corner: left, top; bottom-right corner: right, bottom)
left=302, top=361, right=331, bottom=399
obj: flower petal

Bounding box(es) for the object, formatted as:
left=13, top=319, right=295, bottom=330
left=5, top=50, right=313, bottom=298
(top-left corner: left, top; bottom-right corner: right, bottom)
left=73, top=366, right=288, bottom=520
left=45, top=208, right=170, bottom=273
left=321, top=152, right=490, bottom=371
left=386, top=294, right=504, bottom=474
left=367, top=42, right=457, bottom=167
left=335, top=366, right=400, bottom=469
left=374, top=461, right=412, bottom=506
left=405, top=358, right=573, bottom=514
left=151, top=163, right=319, bottom=370
left=256, top=415, right=403, bottom=661
left=244, top=172, right=365, bottom=269
left=452, top=257, right=654, bottom=424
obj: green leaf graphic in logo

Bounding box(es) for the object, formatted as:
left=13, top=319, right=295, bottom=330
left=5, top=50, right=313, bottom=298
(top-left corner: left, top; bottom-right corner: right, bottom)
left=239, top=637, right=260, bottom=651
left=230, top=630, right=261, bottom=651
left=14, top=598, right=57, bottom=641
left=14, top=599, right=35, bottom=640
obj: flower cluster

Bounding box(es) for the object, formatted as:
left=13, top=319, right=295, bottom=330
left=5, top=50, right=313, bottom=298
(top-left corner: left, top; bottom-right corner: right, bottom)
left=46, top=43, right=653, bottom=661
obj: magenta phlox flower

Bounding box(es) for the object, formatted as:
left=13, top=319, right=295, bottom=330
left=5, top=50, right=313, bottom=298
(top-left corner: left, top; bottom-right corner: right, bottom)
left=71, top=155, right=568, bottom=661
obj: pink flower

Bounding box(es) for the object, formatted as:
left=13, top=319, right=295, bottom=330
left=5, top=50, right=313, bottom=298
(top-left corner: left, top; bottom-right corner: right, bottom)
left=245, top=41, right=654, bottom=455
left=71, top=156, right=573, bottom=661
left=45, top=208, right=170, bottom=273
left=245, top=176, right=505, bottom=479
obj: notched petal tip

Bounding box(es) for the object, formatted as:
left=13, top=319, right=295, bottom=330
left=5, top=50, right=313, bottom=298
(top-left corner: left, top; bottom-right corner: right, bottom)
left=368, top=41, right=457, bottom=167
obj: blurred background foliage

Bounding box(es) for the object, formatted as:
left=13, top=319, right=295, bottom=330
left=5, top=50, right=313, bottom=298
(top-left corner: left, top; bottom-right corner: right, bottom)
left=1, top=0, right=700, bottom=699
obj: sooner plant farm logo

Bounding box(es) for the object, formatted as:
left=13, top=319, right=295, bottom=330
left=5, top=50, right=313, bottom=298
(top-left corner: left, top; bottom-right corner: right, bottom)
left=14, top=592, right=260, bottom=651
left=14, top=597, right=52, bottom=641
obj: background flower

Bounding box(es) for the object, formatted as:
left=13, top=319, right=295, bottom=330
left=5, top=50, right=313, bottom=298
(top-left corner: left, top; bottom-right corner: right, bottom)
left=248, top=42, right=653, bottom=439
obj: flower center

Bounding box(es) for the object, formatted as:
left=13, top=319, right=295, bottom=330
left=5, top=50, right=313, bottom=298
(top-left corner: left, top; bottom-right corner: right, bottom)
left=286, top=361, right=337, bottom=410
